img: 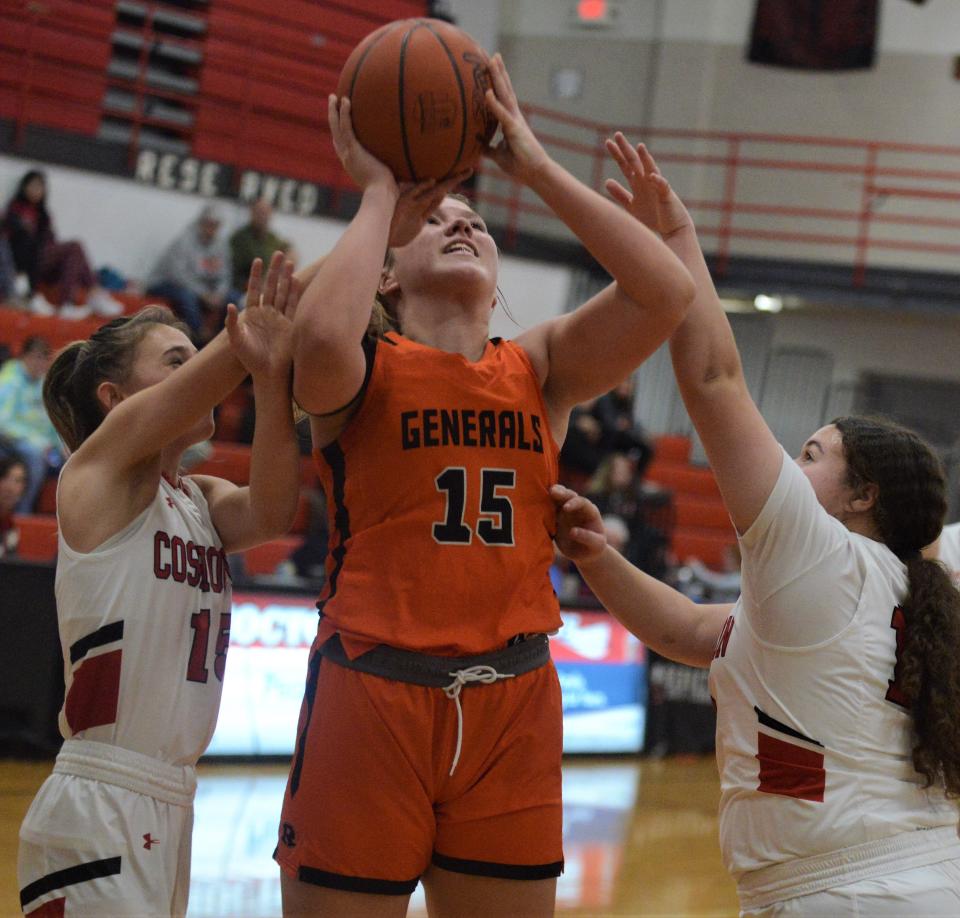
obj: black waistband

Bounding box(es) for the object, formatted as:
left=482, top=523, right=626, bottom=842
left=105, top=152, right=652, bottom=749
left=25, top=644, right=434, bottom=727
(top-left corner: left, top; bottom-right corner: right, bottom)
left=318, top=633, right=551, bottom=688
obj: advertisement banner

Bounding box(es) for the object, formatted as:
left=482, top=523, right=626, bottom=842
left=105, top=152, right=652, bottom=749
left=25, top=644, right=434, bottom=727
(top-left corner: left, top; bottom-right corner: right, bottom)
left=207, top=592, right=646, bottom=756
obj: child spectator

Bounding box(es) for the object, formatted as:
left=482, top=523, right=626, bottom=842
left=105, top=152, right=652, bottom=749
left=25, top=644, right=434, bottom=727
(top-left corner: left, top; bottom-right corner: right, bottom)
left=0, top=336, right=63, bottom=512
left=0, top=455, right=27, bottom=557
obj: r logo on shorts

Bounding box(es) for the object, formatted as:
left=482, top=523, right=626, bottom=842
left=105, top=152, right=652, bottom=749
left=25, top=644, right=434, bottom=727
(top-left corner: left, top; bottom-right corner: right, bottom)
left=280, top=822, right=297, bottom=848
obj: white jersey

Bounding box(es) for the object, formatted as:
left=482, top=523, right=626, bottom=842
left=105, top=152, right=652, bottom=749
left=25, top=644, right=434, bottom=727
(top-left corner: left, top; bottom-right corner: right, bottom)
left=709, top=449, right=958, bottom=889
left=55, top=474, right=232, bottom=766
left=936, top=522, right=960, bottom=582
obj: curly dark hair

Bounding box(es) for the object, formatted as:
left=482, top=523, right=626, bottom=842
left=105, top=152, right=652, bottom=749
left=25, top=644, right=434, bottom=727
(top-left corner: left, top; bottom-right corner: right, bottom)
left=835, top=415, right=960, bottom=800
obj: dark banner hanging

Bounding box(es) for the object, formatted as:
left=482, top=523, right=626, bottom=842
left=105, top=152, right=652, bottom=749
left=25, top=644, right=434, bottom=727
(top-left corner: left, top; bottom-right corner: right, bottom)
left=748, top=0, right=879, bottom=70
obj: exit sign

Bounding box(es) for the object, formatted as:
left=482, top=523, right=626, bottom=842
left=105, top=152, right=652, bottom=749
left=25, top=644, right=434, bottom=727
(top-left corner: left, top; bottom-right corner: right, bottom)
left=573, top=0, right=615, bottom=27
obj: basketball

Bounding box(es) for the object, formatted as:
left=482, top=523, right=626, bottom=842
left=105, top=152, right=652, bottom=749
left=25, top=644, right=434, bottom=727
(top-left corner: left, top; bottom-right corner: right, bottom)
left=336, top=18, right=498, bottom=182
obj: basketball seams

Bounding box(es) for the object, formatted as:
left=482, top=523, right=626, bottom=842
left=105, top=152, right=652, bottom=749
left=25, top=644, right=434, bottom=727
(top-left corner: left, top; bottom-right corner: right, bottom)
left=337, top=17, right=489, bottom=182
left=397, top=24, right=421, bottom=182
left=346, top=21, right=403, bottom=103
left=422, top=21, right=468, bottom=180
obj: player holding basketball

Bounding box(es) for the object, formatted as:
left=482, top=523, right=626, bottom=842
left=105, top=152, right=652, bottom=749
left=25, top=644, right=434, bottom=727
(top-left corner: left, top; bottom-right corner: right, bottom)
left=552, top=139, right=960, bottom=915
left=276, top=54, right=695, bottom=917
left=17, top=254, right=301, bottom=917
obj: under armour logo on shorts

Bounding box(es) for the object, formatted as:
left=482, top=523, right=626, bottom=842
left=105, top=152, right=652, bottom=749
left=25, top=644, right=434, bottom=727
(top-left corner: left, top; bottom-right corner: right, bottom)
left=280, top=822, right=297, bottom=847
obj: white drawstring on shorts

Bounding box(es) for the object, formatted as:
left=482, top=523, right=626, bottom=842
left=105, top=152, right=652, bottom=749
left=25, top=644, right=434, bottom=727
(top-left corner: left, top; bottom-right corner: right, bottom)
left=443, top=665, right=515, bottom=776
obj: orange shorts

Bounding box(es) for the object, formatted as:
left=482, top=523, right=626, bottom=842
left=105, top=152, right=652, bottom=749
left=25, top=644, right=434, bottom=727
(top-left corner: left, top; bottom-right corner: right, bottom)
left=274, top=648, right=564, bottom=895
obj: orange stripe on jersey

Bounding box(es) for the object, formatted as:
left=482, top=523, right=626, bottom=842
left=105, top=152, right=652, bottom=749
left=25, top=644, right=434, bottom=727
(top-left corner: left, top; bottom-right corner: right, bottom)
left=65, top=649, right=122, bottom=732
left=314, top=333, right=562, bottom=656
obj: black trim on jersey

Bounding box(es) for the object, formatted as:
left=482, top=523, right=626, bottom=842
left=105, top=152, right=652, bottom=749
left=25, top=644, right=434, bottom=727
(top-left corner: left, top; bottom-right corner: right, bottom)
left=317, top=441, right=350, bottom=615
left=431, top=852, right=564, bottom=880
left=754, top=706, right=823, bottom=747
left=20, top=856, right=122, bottom=908
left=69, top=621, right=124, bottom=664
left=490, top=336, right=503, bottom=346
left=289, top=650, right=323, bottom=798
left=298, top=865, right=419, bottom=895
left=308, top=335, right=379, bottom=418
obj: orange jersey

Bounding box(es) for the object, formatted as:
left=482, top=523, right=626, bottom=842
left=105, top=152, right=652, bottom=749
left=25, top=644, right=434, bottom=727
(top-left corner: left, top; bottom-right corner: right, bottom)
left=314, top=332, right=561, bottom=656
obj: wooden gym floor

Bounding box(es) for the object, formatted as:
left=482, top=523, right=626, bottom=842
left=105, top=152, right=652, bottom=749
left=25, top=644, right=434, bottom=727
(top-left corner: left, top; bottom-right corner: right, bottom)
left=0, top=756, right=737, bottom=917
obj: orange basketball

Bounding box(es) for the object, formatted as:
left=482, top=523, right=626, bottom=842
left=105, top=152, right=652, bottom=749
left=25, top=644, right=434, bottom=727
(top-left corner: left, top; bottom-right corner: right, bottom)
left=336, top=18, right=498, bottom=182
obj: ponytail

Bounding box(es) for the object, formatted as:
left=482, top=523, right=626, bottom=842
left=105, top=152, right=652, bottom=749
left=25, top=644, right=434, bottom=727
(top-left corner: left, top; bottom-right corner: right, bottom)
left=834, top=416, right=960, bottom=801
left=899, top=554, right=960, bottom=799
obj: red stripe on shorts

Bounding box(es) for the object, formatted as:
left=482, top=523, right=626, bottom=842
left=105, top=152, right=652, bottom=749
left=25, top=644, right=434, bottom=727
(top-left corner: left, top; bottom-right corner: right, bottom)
left=756, top=731, right=825, bottom=801
left=65, top=649, right=122, bottom=732
left=26, top=897, right=65, bottom=917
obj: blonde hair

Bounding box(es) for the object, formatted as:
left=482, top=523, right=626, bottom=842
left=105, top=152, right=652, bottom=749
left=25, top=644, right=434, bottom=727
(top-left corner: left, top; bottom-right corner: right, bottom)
left=370, top=192, right=489, bottom=337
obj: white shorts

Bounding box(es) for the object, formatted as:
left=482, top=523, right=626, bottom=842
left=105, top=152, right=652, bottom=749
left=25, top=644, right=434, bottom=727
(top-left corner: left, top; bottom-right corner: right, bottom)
left=18, top=772, right=193, bottom=917
left=742, top=857, right=960, bottom=917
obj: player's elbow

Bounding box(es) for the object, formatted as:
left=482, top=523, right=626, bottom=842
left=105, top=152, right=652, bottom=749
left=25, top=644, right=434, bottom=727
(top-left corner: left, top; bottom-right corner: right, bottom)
left=661, top=263, right=697, bottom=323
left=623, top=262, right=695, bottom=332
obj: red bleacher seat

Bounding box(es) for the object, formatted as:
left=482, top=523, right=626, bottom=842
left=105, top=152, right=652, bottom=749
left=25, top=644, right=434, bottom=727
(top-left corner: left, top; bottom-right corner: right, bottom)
left=0, top=309, right=103, bottom=355
left=0, top=0, right=112, bottom=137
left=189, top=443, right=253, bottom=485
left=243, top=536, right=300, bottom=575
left=673, top=493, right=731, bottom=531
left=14, top=514, right=58, bottom=562
left=652, top=434, right=692, bottom=464
left=290, top=491, right=311, bottom=535
left=647, top=461, right=721, bottom=499
left=213, top=387, right=252, bottom=442
left=671, top=526, right=737, bottom=569
left=35, top=479, right=58, bottom=516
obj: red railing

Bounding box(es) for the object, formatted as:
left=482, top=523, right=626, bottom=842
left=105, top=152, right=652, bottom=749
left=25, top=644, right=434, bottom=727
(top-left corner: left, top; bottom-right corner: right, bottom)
left=3, top=3, right=959, bottom=283
left=474, top=104, right=960, bottom=283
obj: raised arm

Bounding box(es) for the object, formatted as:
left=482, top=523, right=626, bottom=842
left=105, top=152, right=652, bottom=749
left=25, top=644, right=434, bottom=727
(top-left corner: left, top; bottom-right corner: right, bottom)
left=292, top=97, right=469, bottom=416
left=482, top=55, right=693, bottom=418
left=192, top=252, right=302, bottom=552
left=551, top=485, right=730, bottom=667
left=606, top=141, right=783, bottom=532
left=291, top=96, right=397, bottom=416
left=74, top=273, right=262, bottom=472
left=59, top=258, right=291, bottom=551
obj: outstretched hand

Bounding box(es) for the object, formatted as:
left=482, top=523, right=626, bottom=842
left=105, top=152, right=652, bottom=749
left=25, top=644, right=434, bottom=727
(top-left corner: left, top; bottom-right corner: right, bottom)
left=226, top=251, right=300, bottom=380
left=604, top=134, right=691, bottom=239
left=483, top=53, right=549, bottom=184
left=389, top=170, right=473, bottom=248
left=550, top=484, right=607, bottom=565
left=328, top=95, right=397, bottom=193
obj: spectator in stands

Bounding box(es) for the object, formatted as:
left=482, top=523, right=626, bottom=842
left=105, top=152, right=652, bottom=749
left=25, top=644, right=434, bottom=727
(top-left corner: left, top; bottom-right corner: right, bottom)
left=559, top=380, right=654, bottom=488
left=588, top=453, right=643, bottom=547
left=0, top=233, right=19, bottom=306
left=0, top=455, right=27, bottom=557
left=592, top=377, right=655, bottom=478
left=558, top=398, right=604, bottom=489
left=1, top=169, right=124, bottom=319
left=0, top=336, right=62, bottom=512
left=147, top=202, right=238, bottom=343
left=230, top=198, right=296, bottom=297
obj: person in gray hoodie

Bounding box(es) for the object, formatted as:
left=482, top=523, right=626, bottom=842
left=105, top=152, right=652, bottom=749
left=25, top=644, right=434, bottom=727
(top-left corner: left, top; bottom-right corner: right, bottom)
left=147, top=203, right=239, bottom=342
